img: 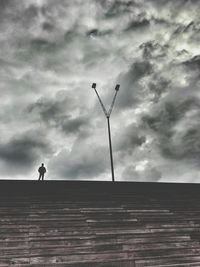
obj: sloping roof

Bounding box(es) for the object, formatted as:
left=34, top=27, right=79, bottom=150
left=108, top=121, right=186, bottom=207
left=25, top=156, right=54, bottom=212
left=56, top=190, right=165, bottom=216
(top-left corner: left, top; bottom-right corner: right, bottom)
left=0, top=180, right=200, bottom=266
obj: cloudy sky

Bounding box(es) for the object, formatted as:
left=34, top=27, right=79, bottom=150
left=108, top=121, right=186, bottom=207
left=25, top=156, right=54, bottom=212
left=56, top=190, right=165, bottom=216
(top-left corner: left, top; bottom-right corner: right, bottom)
left=0, top=0, right=200, bottom=182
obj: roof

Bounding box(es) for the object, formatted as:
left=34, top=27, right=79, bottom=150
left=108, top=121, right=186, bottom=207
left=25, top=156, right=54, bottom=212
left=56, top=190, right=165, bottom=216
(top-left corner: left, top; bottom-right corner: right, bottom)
left=0, top=180, right=200, bottom=266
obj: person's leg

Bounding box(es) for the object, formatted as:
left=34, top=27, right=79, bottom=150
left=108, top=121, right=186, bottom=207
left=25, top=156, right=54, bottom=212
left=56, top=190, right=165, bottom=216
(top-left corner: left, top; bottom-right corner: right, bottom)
left=38, top=173, right=41, bottom=180
left=42, top=174, right=44, bottom=181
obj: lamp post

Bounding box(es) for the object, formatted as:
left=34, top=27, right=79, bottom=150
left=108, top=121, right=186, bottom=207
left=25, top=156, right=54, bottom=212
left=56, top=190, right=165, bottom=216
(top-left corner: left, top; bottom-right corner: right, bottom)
left=92, top=83, right=120, bottom=182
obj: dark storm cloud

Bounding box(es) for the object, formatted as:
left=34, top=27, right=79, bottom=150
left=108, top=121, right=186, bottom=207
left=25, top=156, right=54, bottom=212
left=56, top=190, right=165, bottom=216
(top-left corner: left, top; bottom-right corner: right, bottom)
left=126, top=19, right=150, bottom=31
left=61, top=116, right=89, bottom=135
left=117, top=61, right=153, bottom=109
left=115, top=124, right=146, bottom=154
left=0, top=131, right=51, bottom=175
left=131, top=61, right=153, bottom=79
left=99, top=0, right=137, bottom=18
left=27, top=95, right=69, bottom=124
left=173, top=22, right=197, bottom=35
left=142, top=97, right=200, bottom=160
left=140, top=41, right=169, bottom=60
left=184, top=55, right=200, bottom=70
left=0, top=0, right=11, bottom=9
left=27, top=92, right=91, bottom=136
left=148, top=76, right=170, bottom=103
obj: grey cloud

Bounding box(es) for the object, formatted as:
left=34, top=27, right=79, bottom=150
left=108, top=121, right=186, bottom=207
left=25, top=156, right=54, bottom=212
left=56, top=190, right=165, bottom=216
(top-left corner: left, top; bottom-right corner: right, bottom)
left=124, top=61, right=153, bottom=82
left=166, top=128, right=200, bottom=160
left=171, top=22, right=200, bottom=46
left=27, top=92, right=91, bottom=136
left=148, top=76, right=170, bottom=103
left=142, top=97, right=200, bottom=160
left=42, top=21, right=54, bottom=32
left=150, top=0, right=197, bottom=12
left=0, top=1, right=75, bottom=58
left=126, top=19, right=150, bottom=31
left=27, top=96, right=67, bottom=124
left=183, top=55, right=200, bottom=70
left=151, top=17, right=173, bottom=27
left=61, top=116, right=90, bottom=135
left=122, top=164, right=162, bottom=182
left=0, top=0, right=12, bottom=10
left=0, top=131, right=52, bottom=175
left=173, top=22, right=198, bottom=35
left=115, top=124, right=146, bottom=154
left=140, top=41, right=168, bottom=60
left=49, top=145, right=109, bottom=179
left=117, top=60, right=153, bottom=109
left=99, top=0, right=137, bottom=18
left=143, top=98, right=200, bottom=131
left=86, top=29, right=112, bottom=37
left=28, top=38, right=58, bottom=53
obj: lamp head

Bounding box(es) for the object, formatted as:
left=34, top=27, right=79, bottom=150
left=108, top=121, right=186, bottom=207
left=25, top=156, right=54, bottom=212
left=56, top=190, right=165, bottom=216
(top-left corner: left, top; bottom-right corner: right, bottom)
left=115, top=84, right=120, bottom=91
left=92, top=83, right=96, bottom=89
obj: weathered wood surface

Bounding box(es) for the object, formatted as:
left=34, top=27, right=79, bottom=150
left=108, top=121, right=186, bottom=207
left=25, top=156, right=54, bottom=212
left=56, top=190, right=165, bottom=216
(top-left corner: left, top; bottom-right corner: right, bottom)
left=0, top=181, right=200, bottom=266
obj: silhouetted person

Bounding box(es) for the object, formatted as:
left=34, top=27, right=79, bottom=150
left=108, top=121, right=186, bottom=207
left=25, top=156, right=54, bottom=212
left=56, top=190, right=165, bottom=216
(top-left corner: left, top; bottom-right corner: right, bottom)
left=38, top=163, right=46, bottom=181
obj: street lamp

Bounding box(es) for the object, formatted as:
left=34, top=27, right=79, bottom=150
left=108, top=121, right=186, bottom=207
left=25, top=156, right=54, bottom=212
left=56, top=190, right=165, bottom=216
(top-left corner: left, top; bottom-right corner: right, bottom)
left=92, top=83, right=120, bottom=182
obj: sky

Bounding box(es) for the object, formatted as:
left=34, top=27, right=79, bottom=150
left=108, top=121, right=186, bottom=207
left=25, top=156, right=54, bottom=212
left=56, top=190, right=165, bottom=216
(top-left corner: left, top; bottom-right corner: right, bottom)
left=0, top=0, right=200, bottom=182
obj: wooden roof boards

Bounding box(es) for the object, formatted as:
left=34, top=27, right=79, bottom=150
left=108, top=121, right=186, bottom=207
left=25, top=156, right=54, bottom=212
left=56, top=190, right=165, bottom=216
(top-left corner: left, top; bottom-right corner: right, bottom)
left=0, top=180, right=200, bottom=266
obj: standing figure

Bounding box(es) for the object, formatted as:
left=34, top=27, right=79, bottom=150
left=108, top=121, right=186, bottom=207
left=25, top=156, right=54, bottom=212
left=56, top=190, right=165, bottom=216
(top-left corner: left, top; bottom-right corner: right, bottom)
left=38, top=163, right=46, bottom=181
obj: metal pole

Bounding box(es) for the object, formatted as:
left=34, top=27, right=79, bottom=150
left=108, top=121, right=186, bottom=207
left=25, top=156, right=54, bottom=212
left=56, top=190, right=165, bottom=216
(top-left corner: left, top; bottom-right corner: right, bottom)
left=107, top=116, right=115, bottom=182
left=92, top=83, right=120, bottom=182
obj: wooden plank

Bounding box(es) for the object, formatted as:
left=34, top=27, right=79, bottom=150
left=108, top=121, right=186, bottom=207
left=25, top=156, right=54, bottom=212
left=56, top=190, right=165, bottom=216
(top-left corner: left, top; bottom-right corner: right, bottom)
left=135, top=256, right=200, bottom=266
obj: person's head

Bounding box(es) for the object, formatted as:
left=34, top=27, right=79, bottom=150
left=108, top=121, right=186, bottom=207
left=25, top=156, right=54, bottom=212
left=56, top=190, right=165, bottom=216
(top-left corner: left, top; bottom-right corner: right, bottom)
left=41, top=163, right=44, bottom=166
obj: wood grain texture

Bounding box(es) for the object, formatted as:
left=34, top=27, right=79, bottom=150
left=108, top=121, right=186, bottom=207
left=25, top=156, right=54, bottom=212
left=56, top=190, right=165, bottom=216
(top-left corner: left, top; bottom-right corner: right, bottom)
left=0, top=180, right=200, bottom=266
